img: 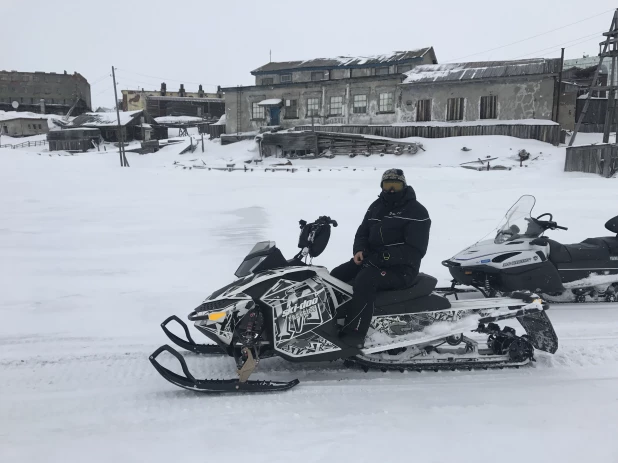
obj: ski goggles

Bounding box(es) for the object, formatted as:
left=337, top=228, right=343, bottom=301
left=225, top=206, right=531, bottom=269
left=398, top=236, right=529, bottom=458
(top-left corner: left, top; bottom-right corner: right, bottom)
left=382, top=180, right=405, bottom=192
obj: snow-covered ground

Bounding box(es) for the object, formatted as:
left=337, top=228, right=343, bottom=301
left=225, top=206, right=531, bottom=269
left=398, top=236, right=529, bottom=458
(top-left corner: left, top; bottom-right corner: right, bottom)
left=1, top=133, right=617, bottom=462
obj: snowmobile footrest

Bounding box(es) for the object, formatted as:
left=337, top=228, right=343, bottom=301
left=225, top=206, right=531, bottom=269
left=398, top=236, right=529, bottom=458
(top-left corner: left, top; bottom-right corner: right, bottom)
left=149, top=345, right=299, bottom=393
left=161, top=315, right=225, bottom=355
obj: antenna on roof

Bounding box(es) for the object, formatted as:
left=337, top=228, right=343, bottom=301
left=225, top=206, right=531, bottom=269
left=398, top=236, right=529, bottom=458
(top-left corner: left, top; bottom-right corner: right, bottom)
left=270, top=49, right=272, bottom=63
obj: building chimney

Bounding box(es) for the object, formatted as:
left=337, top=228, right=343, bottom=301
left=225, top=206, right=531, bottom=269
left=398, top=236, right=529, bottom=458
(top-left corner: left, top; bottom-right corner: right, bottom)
left=179, top=84, right=185, bottom=97
left=198, top=84, right=204, bottom=97
left=40, top=99, right=46, bottom=114
left=160, top=82, right=167, bottom=96
left=64, top=70, right=67, bottom=75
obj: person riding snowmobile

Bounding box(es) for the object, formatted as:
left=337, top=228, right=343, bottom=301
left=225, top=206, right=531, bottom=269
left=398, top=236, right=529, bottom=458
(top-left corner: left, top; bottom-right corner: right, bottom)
left=331, top=168, right=431, bottom=348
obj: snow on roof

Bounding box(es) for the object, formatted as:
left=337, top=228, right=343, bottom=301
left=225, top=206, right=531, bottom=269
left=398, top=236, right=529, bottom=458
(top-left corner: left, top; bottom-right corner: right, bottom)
left=252, top=48, right=434, bottom=74
left=68, top=110, right=143, bottom=127
left=154, top=116, right=204, bottom=124
left=257, top=99, right=282, bottom=106
left=0, top=110, right=49, bottom=122
left=402, top=59, right=560, bottom=84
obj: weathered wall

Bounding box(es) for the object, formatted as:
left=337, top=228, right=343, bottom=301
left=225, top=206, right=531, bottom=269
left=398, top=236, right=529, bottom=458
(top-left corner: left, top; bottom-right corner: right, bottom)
left=0, top=71, right=90, bottom=112
left=0, top=118, right=49, bottom=137
left=398, top=77, right=556, bottom=122
left=224, top=76, right=401, bottom=133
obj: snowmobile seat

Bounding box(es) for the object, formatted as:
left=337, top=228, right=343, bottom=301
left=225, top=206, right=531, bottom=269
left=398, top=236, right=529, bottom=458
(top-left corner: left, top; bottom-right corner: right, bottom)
left=373, top=273, right=452, bottom=315
left=564, top=242, right=610, bottom=262
left=583, top=237, right=618, bottom=256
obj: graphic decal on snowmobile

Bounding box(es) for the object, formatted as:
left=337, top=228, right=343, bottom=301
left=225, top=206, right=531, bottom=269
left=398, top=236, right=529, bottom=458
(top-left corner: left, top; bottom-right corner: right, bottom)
left=278, top=335, right=339, bottom=356
left=261, top=277, right=338, bottom=356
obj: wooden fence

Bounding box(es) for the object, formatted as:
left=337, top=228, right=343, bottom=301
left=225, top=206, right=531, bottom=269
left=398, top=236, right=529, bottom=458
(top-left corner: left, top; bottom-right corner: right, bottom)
left=564, top=143, right=618, bottom=178
left=206, top=124, right=226, bottom=139
left=293, top=123, right=561, bottom=145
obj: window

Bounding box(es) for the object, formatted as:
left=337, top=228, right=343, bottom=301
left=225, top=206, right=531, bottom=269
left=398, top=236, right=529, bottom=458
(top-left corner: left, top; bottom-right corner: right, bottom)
left=39, top=124, right=43, bottom=129
left=285, top=99, right=298, bottom=118
left=379, top=92, right=394, bottom=112
left=33, top=76, right=40, bottom=82
left=281, top=74, right=292, bottom=83
left=261, top=78, right=274, bottom=85
left=480, top=95, right=497, bottom=119
left=375, top=67, right=389, bottom=76
left=22, top=76, right=29, bottom=82
left=416, top=99, right=431, bottom=121
left=353, top=94, right=367, bottom=114
left=329, top=96, right=343, bottom=116
left=311, top=72, right=324, bottom=81
left=398, top=64, right=413, bottom=73
left=307, top=98, right=320, bottom=116
left=28, top=124, right=31, bottom=129
left=251, top=102, right=264, bottom=119
left=446, top=97, right=465, bottom=121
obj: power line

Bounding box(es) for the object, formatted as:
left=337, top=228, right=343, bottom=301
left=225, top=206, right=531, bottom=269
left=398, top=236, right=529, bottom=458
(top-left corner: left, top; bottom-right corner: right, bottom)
left=89, top=73, right=112, bottom=87
left=443, top=8, right=614, bottom=63
left=115, top=68, right=220, bottom=88
left=511, top=30, right=605, bottom=59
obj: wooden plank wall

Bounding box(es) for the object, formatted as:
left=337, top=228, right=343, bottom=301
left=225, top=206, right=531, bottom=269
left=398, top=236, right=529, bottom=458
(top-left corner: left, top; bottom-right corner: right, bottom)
left=292, top=123, right=561, bottom=145
left=565, top=144, right=618, bottom=177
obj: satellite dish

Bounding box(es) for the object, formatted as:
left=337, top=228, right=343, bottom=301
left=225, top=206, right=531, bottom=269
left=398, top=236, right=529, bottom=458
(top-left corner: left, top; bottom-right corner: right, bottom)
left=11, top=101, right=19, bottom=109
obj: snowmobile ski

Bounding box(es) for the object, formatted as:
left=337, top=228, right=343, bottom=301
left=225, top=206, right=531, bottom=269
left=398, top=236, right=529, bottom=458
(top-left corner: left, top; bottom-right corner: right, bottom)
left=149, top=345, right=299, bottom=393
left=160, top=315, right=226, bottom=355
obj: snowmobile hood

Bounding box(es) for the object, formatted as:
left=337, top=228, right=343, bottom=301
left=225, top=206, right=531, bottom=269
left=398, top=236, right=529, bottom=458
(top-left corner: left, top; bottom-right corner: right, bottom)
left=451, top=238, right=539, bottom=263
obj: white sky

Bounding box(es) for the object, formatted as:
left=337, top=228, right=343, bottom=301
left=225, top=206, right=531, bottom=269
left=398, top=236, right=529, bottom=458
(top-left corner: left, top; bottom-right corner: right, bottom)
left=1, top=0, right=615, bottom=109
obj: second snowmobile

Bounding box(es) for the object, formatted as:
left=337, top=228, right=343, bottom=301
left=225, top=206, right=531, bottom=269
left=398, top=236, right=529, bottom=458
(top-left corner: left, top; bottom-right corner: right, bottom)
left=443, top=195, right=618, bottom=303
left=150, top=216, right=558, bottom=394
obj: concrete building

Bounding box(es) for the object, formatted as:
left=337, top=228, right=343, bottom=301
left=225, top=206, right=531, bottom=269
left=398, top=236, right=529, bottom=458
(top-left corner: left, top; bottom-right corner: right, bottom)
left=122, top=83, right=224, bottom=120
left=223, top=48, right=438, bottom=133
left=0, top=70, right=91, bottom=116
left=0, top=111, right=49, bottom=137
left=399, top=59, right=565, bottom=124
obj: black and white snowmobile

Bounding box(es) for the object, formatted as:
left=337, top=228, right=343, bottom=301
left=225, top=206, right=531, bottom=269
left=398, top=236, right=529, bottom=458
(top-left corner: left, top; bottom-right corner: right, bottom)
left=150, top=216, right=558, bottom=394
left=442, top=195, right=618, bottom=303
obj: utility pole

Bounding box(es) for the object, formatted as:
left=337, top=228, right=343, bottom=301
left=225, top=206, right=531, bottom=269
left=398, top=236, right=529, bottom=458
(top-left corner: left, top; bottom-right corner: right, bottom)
left=112, top=66, right=129, bottom=167
left=555, top=48, right=564, bottom=126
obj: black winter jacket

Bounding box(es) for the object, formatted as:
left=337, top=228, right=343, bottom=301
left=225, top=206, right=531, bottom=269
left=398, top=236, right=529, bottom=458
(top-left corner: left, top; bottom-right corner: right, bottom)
left=353, top=186, right=431, bottom=274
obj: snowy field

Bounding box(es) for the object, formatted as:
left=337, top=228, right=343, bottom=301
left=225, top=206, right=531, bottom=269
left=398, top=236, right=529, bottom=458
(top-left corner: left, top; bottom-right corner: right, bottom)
left=1, top=134, right=618, bottom=462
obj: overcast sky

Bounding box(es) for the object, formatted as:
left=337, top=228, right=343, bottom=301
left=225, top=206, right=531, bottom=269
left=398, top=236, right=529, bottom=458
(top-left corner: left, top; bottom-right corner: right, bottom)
left=2, top=0, right=615, bottom=109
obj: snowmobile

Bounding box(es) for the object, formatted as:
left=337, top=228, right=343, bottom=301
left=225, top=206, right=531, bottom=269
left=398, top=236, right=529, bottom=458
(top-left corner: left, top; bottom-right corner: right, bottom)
left=442, top=195, right=618, bottom=303
left=150, top=215, right=558, bottom=394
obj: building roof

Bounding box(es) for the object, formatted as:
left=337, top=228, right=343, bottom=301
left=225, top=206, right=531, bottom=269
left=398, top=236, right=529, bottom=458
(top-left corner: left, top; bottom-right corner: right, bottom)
left=0, top=110, right=49, bottom=122
left=147, top=95, right=224, bottom=103
left=402, top=58, right=561, bottom=84
left=252, top=48, right=435, bottom=74
left=68, top=110, right=143, bottom=127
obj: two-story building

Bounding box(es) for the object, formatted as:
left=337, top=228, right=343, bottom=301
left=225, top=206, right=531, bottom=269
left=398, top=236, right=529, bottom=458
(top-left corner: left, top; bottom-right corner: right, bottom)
left=222, top=48, right=438, bottom=133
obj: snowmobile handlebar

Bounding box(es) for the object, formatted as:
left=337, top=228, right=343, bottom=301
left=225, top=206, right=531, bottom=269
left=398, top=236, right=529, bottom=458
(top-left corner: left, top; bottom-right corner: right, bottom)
left=528, top=214, right=568, bottom=232
left=298, top=216, right=338, bottom=229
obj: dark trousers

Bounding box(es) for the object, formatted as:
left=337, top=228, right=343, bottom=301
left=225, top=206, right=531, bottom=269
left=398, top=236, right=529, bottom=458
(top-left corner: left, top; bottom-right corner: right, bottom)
left=330, top=259, right=409, bottom=338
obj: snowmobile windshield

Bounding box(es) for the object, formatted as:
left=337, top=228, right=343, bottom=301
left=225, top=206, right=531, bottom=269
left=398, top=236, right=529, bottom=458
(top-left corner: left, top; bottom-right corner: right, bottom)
left=494, top=195, right=544, bottom=243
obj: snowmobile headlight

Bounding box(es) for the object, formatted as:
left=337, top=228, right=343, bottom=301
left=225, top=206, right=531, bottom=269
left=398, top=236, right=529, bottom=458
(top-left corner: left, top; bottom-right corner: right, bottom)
left=208, top=311, right=228, bottom=321
left=533, top=298, right=543, bottom=305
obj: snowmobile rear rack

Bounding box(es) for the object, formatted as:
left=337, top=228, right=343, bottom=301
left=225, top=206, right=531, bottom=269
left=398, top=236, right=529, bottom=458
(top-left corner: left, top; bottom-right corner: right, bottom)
left=160, top=315, right=225, bottom=355
left=149, top=344, right=300, bottom=394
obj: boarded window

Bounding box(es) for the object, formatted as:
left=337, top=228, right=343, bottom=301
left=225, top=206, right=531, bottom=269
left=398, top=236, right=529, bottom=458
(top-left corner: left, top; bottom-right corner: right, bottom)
left=280, top=74, right=292, bottom=83
left=311, top=72, right=324, bottom=81
left=307, top=98, right=320, bottom=116
left=375, top=67, right=389, bottom=76
left=285, top=99, right=298, bottom=118
left=353, top=95, right=367, bottom=114
left=416, top=99, right=431, bottom=121
left=252, top=102, right=264, bottom=119
left=261, top=78, right=274, bottom=85
left=398, top=64, right=413, bottom=73
left=480, top=95, right=497, bottom=119
left=379, top=92, right=394, bottom=112
left=446, top=98, right=465, bottom=121
left=329, top=96, right=343, bottom=115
